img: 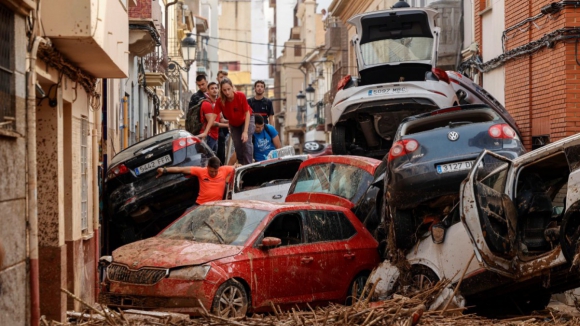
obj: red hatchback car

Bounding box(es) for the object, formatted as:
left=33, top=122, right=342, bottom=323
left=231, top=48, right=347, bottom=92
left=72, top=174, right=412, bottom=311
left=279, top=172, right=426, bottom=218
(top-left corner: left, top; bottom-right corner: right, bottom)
left=99, top=200, right=380, bottom=317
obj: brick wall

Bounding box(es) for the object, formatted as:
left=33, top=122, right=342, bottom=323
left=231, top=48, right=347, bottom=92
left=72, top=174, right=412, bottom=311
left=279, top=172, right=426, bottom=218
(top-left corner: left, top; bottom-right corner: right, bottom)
left=486, top=1, right=580, bottom=149
left=128, top=0, right=151, bottom=20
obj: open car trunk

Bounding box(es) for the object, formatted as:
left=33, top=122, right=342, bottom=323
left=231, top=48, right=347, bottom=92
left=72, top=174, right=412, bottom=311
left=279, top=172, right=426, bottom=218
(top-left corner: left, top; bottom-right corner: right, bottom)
left=349, top=8, right=440, bottom=85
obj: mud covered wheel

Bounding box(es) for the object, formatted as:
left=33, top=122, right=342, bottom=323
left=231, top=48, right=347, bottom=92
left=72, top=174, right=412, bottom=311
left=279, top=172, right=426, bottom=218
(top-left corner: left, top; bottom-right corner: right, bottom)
left=392, top=208, right=417, bottom=250
left=560, top=209, right=580, bottom=263
left=346, top=271, right=370, bottom=305
left=332, top=124, right=352, bottom=155
left=410, top=265, right=439, bottom=291
left=211, top=279, right=248, bottom=317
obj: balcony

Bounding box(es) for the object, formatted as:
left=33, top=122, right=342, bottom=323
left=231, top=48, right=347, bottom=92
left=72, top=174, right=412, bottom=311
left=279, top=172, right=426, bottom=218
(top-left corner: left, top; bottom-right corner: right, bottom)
left=330, top=65, right=348, bottom=104
left=128, top=0, right=162, bottom=57
left=324, top=18, right=343, bottom=53
left=41, top=0, right=129, bottom=78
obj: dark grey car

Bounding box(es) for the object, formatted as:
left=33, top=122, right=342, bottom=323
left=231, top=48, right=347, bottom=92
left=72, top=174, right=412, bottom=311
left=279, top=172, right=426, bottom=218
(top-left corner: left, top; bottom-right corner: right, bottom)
left=385, top=104, right=526, bottom=248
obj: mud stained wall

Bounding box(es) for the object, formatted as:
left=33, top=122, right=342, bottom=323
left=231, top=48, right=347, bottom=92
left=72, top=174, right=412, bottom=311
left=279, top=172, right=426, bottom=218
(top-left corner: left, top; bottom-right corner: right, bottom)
left=0, top=11, right=30, bottom=326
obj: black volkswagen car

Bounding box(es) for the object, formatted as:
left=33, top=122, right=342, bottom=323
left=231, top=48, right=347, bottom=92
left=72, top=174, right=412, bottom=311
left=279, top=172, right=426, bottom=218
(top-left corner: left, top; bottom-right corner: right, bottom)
left=104, top=130, right=214, bottom=253
left=386, top=104, right=526, bottom=248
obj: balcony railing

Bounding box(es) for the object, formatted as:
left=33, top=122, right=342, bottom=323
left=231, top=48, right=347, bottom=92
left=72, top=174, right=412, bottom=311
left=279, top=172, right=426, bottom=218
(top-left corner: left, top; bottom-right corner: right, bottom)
left=330, top=65, right=348, bottom=104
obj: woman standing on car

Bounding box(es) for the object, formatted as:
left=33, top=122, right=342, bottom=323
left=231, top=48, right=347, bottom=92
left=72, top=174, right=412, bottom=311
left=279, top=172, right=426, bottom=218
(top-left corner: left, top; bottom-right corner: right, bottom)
left=217, top=78, right=255, bottom=165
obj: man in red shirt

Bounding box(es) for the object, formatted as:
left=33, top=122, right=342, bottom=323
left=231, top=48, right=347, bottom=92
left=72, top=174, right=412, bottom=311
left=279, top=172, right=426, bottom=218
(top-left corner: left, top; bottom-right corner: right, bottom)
left=196, top=82, right=227, bottom=153
left=216, top=78, right=255, bottom=165
left=155, top=157, right=234, bottom=205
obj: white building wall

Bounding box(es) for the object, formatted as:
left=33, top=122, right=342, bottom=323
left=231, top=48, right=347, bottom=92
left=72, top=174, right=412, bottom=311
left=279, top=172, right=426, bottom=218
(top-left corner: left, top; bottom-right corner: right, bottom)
left=481, top=0, right=505, bottom=105
left=252, top=0, right=269, bottom=80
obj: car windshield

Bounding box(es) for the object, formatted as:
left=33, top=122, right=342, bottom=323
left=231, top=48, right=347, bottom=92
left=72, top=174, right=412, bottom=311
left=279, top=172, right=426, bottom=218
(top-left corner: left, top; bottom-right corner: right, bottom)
left=289, top=163, right=374, bottom=203
left=158, top=205, right=269, bottom=245
left=361, top=37, right=433, bottom=66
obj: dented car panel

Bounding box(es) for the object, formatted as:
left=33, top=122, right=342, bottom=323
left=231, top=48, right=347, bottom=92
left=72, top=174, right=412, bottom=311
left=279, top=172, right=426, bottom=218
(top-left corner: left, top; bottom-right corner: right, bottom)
left=375, top=133, right=580, bottom=306
left=100, top=200, right=380, bottom=315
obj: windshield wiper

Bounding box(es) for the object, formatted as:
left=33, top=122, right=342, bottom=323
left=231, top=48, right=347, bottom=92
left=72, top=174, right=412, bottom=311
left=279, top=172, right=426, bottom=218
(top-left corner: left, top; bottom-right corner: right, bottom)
left=204, top=221, right=225, bottom=244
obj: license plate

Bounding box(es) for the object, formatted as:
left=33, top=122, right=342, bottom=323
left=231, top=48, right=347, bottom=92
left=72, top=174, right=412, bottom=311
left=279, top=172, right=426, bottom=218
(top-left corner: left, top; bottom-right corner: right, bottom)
left=367, top=87, right=408, bottom=96
left=436, top=160, right=481, bottom=174
left=135, top=155, right=172, bottom=175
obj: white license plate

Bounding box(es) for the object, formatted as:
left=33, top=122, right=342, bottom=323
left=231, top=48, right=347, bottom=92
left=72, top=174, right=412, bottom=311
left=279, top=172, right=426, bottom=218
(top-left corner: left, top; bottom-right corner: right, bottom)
left=436, top=160, right=481, bottom=174
left=368, top=87, right=408, bottom=96
left=135, top=155, right=172, bottom=175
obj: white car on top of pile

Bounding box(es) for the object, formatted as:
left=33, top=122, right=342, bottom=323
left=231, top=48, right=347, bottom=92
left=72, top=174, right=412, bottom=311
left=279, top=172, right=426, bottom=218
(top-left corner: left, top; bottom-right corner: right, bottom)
left=331, top=6, right=458, bottom=159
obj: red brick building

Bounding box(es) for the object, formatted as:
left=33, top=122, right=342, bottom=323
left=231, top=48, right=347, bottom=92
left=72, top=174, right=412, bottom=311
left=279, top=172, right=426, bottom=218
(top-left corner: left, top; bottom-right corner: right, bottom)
left=474, top=1, right=580, bottom=149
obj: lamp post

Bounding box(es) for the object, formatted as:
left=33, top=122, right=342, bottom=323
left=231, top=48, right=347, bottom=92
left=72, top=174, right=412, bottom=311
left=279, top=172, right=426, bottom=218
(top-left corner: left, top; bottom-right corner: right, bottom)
left=166, top=33, right=197, bottom=113
left=296, top=90, right=306, bottom=126
left=305, top=84, right=315, bottom=106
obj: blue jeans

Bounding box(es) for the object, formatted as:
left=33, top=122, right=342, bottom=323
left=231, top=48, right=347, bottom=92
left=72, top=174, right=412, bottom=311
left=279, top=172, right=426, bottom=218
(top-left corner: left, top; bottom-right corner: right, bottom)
left=206, top=136, right=218, bottom=153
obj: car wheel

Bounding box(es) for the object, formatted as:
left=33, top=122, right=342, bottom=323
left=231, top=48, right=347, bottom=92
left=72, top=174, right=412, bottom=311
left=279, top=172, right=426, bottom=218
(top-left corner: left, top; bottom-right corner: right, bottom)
left=211, top=279, right=248, bottom=318
left=332, top=124, right=351, bottom=155
left=410, top=265, right=439, bottom=292
left=392, top=208, right=417, bottom=250
left=346, top=271, right=370, bottom=305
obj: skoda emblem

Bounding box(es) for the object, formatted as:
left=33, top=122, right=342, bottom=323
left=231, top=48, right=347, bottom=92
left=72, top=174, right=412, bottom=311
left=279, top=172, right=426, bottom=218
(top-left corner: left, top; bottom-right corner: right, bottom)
left=448, top=131, right=459, bottom=141
left=132, top=261, right=139, bottom=268
left=145, top=153, right=153, bottom=159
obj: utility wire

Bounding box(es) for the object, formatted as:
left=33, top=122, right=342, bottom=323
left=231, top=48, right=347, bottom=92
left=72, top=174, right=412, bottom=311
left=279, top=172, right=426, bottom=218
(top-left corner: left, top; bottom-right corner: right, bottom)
left=208, top=35, right=348, bottom=52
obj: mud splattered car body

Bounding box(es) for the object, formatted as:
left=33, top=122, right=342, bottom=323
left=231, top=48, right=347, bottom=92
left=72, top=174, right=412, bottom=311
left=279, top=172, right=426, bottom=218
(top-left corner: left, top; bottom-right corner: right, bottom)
left=99, top=200, right=380, bottom=316
left=286, top=156, right=386, bottom=238
left=104, top=130, right=214, bottom=253
left=330, top=7, right=458, bottom=159
left=372, top=133, right=580, bottom=310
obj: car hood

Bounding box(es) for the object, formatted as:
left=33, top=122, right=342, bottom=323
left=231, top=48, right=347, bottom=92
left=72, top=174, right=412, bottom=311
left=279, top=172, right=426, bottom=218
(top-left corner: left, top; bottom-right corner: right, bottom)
left=349, top=8, right=440, bottom=85
left=112, top=237, right=243, bottom=269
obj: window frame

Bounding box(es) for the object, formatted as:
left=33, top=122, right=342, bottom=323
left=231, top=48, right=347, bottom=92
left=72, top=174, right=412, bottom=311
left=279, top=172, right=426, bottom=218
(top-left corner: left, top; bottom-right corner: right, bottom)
left=0, top=3, right=16, bottom=137
left=305, top=210, right=357, bottom=244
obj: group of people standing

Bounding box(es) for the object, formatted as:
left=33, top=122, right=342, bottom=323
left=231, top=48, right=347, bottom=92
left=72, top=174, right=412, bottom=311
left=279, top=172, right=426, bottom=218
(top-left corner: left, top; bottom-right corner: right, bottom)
left=191, top=71, right=281, bottom=165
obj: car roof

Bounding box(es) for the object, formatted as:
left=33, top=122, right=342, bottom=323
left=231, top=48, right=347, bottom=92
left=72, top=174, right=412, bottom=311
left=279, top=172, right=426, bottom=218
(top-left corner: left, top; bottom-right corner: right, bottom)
left=205, top=199, right=352, bottom=213
left=234, top=155, right=310, bottom=172
left=299, top=155, right=382, bottom=174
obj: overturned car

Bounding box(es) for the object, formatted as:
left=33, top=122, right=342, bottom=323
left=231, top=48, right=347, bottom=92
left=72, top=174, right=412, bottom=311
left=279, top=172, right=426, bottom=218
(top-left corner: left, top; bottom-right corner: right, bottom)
left=330, top=7, right=458, bottom=158
left=372, top=133, right=580, bottom=312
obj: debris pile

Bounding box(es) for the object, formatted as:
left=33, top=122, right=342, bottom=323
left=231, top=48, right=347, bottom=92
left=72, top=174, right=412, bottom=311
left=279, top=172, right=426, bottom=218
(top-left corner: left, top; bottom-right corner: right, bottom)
left=43, top=286, right=580, bottom=326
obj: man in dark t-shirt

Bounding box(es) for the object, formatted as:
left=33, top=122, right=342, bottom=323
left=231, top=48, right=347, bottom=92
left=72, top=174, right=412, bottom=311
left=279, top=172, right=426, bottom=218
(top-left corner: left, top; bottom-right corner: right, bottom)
left=189, top=74, right=209, bottom=107
left=247, top=80, right=274, bottom=125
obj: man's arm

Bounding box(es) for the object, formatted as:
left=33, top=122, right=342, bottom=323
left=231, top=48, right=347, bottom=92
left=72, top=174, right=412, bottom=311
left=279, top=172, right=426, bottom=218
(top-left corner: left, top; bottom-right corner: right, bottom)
left=197, top=113, right=217, bottom=139
left=156, top=166, right=193, bottom=178
left=269, top=115, right=275, bottom=126
left=272, top=135, right=282, bottom=149
left=267, top=100, right=275, bottom=126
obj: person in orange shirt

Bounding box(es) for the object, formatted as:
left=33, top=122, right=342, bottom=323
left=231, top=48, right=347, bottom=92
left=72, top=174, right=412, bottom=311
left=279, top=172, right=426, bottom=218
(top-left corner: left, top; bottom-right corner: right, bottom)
left=155, top=157, right=235, bottom=205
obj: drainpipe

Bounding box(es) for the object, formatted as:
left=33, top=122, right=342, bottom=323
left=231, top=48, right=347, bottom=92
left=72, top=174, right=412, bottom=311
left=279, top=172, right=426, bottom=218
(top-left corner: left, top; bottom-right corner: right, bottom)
left=27, top=35, right=49, bottom=326
left=92, top=82, right=101, bottom=301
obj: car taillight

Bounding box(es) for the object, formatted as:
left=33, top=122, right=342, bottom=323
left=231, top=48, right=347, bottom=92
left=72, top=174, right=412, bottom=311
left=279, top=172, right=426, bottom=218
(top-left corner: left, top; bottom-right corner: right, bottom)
left=337, top=75, right=352, bottom=91
left=432, top=67, right=450, bottom=84
left=172, top=136, right=200, bottom=152
left=388, top=139, right=419, bottom=161
left=430, top=106, right=462, bottom=115
left=488, top=124, right=517, bottom=139
left=107, top=163, right=129, bottom=180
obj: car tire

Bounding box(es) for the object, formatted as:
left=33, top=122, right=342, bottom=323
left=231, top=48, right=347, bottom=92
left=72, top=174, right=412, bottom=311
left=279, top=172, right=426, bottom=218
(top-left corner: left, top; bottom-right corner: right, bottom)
left=392, top=208, right=417, bottom=250
left=410, top=265, right=439, bottom=291
left=332, top=124, right=350, bottom=155
left=346, top=271, right=370, bottom=305
left=211, top=279, right=249, bottom=318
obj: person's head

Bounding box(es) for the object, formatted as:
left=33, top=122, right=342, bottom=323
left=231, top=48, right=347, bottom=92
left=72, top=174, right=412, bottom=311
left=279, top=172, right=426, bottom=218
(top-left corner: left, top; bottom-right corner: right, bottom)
left=207, top=82, right=219, bottom=99
left=217, top=70, right=228, bottom=83
left=196, top=75, right=208, bottom=93
left=254, top=80, right=266, bottom=96
left=219, top=78, right=235, bottom=103
left=254, top=114, right=265, bottom=133
left=207, top=156, right=221, bottom=177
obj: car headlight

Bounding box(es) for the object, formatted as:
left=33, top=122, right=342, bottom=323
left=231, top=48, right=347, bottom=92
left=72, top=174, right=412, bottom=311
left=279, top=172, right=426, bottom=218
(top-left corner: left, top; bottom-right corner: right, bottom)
left=168, top=265, right=211, bottom=280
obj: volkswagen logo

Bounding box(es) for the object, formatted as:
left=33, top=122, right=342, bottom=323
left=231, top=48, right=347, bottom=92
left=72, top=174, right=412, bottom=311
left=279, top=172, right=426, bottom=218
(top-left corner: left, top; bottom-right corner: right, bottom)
left=448, top=131, right=460, bottom=141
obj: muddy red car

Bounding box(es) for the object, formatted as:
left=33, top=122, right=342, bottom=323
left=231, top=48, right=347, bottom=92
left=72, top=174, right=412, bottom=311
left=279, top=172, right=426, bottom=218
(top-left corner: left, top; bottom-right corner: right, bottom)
left=99, top=200, right=380, bottom=317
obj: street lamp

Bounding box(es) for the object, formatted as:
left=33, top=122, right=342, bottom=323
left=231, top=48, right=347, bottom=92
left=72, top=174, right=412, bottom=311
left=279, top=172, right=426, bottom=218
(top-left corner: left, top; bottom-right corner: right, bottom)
left=168, top=33, right=197, bottom=72
left=296, top=90, right=306, bottom=126
left=305, top=84, right=315, bottom=105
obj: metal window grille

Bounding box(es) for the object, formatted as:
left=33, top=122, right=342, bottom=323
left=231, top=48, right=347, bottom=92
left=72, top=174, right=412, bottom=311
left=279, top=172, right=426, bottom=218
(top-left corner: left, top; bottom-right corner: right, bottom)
left=81, top=119, right=89, bottom=231
left=0, top=3, right=14, bottom=132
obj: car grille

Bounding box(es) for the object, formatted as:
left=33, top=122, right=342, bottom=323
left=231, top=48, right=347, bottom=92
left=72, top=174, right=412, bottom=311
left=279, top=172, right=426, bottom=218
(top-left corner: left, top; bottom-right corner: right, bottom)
left=99, top=293, right=171, bottom=308
left=107, top=264, right=168, bottom=285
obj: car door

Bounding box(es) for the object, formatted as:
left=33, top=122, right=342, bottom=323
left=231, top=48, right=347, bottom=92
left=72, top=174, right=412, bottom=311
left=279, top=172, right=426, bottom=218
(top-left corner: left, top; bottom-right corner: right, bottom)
left=460, top=150, right=517, bottom=278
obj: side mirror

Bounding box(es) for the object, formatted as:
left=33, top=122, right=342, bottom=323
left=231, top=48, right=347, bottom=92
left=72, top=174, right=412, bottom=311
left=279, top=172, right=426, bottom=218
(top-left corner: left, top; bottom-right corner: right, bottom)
left=261, top=237, right=281, bottom=248
left=431, top=223, right=446, bottom=244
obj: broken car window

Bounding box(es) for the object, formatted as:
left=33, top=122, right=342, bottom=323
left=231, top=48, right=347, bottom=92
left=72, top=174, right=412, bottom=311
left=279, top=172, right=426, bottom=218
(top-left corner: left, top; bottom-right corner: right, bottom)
left=158, top=205, right=268, bottom=245
left=263, top=213, right=304, bottom=246
left=361, top=37, right=433, bottom=65
left=290, top=163, right=373, bottom=203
